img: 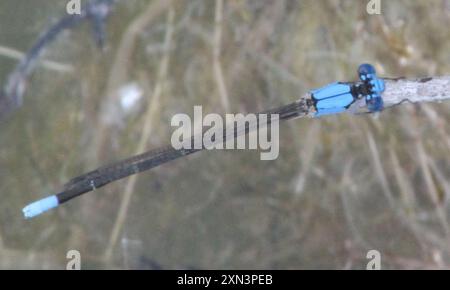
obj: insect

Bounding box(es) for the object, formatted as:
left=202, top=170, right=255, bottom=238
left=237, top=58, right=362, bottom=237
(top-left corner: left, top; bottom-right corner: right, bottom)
left=310, top=63, right=385, bottom=117
left=22, top=64, right=386, bottom=219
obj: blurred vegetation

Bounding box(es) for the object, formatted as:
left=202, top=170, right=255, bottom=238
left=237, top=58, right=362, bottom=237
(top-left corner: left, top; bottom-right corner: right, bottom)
left=1, top=0, right=450, bottom=269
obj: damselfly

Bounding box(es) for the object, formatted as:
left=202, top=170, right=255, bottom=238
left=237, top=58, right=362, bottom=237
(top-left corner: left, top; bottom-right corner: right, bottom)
left=23, top=63, right=386, bottom=219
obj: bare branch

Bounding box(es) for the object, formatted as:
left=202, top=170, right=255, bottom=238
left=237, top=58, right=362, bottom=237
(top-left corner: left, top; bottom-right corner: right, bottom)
left=0, top=45, right=73, bottom=73
left=383, top=77, right=450, bottom=108
left=213, top=0, right=230, bottom=112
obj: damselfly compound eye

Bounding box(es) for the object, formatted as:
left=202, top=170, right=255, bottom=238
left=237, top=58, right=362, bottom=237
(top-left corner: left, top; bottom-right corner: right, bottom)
left=358, top=63, right=376, bottom=78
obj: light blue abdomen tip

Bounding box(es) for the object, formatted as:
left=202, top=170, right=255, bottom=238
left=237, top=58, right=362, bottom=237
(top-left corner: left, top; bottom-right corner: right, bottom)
left=22, top=195, right=59, bottom=219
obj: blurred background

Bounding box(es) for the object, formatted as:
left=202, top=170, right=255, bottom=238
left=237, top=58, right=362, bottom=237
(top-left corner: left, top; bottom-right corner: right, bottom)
left=1, top=0, right=450, bottom=269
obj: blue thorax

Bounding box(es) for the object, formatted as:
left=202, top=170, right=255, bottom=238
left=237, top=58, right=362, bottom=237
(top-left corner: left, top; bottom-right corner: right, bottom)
left=310, top=64, right=385, bottom=117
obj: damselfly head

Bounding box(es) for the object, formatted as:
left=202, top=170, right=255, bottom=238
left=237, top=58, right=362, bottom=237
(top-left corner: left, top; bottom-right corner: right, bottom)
left=357, top=63, right=385, bottom=113
left=358, top=63, right=376, bottom=80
